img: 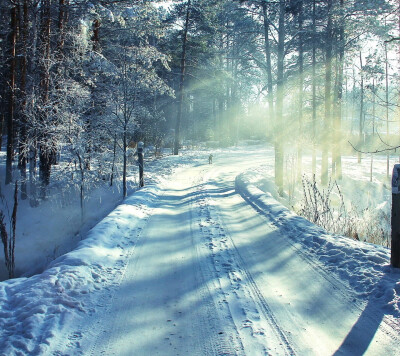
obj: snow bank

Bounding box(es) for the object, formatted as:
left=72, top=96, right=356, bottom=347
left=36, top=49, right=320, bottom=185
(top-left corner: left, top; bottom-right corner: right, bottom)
left=0, top=148, right=213, bottom=355
left=235, top=171, right=400, bottom=321
left=0, top=185, right=159, bottom=355
left=0, top=149, right=209, bottom=281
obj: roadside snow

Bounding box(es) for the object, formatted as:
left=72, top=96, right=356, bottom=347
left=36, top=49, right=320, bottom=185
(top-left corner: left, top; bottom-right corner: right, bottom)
left=0, top=149, right=207, bottom=354
left=0, top=185, right=159, bottom=354
left=0, top=149, right=205, bottom=280
left=0, top=143, right=399, bottom=355
left=236, top=171, right=400, bottom=325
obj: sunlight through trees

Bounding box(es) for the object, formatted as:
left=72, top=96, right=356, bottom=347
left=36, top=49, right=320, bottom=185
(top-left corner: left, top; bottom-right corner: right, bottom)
left=0, top=0, right=398, bottom=200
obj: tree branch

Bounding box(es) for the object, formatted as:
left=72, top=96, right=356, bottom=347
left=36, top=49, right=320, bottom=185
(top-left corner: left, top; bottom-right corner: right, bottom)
left=348, top=131, right=400, bottom=154
left=384, top=37, right=400, bottom=43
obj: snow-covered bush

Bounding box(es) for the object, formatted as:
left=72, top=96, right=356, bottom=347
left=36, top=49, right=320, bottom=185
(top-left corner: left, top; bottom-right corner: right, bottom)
left=345, top=204, right=390, bottom=246
left=297, top=174, right=348, bottom=235
left=297, top=174, right=390, bottom=246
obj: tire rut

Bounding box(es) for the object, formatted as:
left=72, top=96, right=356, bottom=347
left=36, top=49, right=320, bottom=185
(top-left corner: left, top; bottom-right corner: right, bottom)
left=237, top=180, right=400, bottom=346
left=194, top=172, right=296, bottom=355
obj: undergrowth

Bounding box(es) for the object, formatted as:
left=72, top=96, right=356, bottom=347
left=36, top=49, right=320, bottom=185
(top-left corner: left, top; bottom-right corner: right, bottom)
left=296, top=175, right=390, bottom=247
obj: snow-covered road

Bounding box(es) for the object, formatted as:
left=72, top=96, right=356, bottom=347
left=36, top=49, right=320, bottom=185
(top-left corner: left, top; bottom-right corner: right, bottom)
left=1, top=146, right=400, bottom=355
left=86, top=166, right=243, bottom=355
left=63, top=152, right=398, bottom=355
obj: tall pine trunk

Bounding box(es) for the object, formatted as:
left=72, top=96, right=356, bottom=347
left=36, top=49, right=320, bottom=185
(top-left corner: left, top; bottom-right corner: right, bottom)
left=358, top=52, right=364, bottom=164
left=332, top=0, right=344, bottom=180
left=321, top=0, right=333, bottom=186
left=385, top=41, right=390, bottom=177
left=38, top=0, right=52, bottom=199
left=123, top=126, right=127, bottom=198
left=19, top=0, right=29, bottom=199
left=174, top=0, right=191, bottom=155
left=261, top=1, right=274, bottom=134
left=58, top=0, right=67, bottom=54
left=275, top=0, right=285, bottom=195
left=371, top=80, right=376, bottom=182
left=312, top=0, right=317, bottom=175
left=6, top=5, right=18, bottom=185
left=110, top=134, right=117, bottom=187
left=29, top=4, right=39, bottom=207
left=297, top=0, right=304, bottom=182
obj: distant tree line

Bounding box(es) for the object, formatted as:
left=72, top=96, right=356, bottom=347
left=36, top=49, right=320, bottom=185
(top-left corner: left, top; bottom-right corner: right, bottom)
left=0, top=0, right=399, bottom=203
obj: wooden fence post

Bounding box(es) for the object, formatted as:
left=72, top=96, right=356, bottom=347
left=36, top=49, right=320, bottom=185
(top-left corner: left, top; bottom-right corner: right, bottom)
left=391, top=164, right=400, bottom=267
left=138, top=141, right=144, bottom=187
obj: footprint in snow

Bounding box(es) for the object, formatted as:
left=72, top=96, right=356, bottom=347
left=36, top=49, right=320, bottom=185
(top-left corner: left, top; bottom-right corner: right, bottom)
left=68, top=332, right=82, bottom=341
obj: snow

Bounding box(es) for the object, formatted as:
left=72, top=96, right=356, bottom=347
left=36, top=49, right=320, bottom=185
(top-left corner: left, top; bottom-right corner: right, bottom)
left=0, top=142, right=400, bottom=355
left=0, top=149, right=204, bottom=280
left=236, top=170, right=400, bottom=314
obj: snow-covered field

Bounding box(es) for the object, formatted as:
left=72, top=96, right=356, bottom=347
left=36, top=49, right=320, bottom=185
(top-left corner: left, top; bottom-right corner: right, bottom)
left=0, top=142, right=399, bottom=355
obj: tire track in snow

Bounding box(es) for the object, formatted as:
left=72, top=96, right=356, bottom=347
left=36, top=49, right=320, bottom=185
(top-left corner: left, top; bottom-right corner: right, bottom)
left=194, top=172, right=296, bottom=356
left=85, top=169, right=243, bottom=356
left=190, top=170, right=246, bottom=356
left=237, top=180, right=400, bottom=345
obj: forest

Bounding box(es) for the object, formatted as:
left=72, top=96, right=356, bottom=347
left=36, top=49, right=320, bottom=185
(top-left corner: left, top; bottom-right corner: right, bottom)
left=0, top=0, right=399, bottom=214
left=2, top=2, right=400, bottom=353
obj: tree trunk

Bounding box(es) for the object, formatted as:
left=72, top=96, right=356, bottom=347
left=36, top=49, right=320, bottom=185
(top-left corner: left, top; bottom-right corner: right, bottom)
left=332, top=0, right=344, bottom=180
left=77, top=153, right=84, bottom=222
left=0, top=113, right=4, bottom=152
left=312, top=0, right=317, bottom=176
left=231, top=43, right=239, bottom=145
left=297, top=0, right=304, bottom=182
left=28, top=7, right=39, bottom=207
left=385, top=41, right=390, bottom=178
left=38, top=0, right=52, bottom=199
left=370, top=79, right=376, bottom=181
left=321, top=0, right=333, bottom=186
left=174, top=0, right=191, bottom=155
left=29, top=143, right=38, bottom=207
left=123, top=128, right=127, bottom=198
left=275, top=0, right=285, bottom=195
left=58, top=0, right=67, bottom=54
left=225, top=43, right=231, bottom=144
left=6, top=5, right=18, bottom=185
left=110, top=134, right=117, bottom=187
left=19, top=0, right=29, bottom=199
left=92, top=18, right=100, bottom=52
left=212, top=98, right=217, bottom=136
left=261, top=1, right=274, bottom=134
left=218, top=96, right=224, bottom=144
left=358, top=52, right=364, bottom=164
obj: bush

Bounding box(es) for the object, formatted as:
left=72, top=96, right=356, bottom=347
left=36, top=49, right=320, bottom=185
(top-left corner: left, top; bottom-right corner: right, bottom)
left=297, top=174, right=348, bottom=235
left=297, top=175, right=390, bottom=246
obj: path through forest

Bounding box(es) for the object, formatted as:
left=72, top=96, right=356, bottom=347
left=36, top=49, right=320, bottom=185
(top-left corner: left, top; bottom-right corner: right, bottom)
left=56, top=151, right=398, bottom=355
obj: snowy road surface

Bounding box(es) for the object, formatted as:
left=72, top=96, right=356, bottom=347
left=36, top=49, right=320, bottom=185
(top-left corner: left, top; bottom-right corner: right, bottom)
left=1, top=147, right=400, bottom=355
left=55, top=151, right=398, bottom=355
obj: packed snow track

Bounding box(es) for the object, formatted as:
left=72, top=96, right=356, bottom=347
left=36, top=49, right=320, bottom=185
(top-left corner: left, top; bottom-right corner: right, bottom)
left=21, top=149, right=400, bottom=355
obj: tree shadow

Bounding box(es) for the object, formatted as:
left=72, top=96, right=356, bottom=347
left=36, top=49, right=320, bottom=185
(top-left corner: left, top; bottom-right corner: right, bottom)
left=235, top=177, right=400, bottom=355
left=332, top=269, right=399, bottom=356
